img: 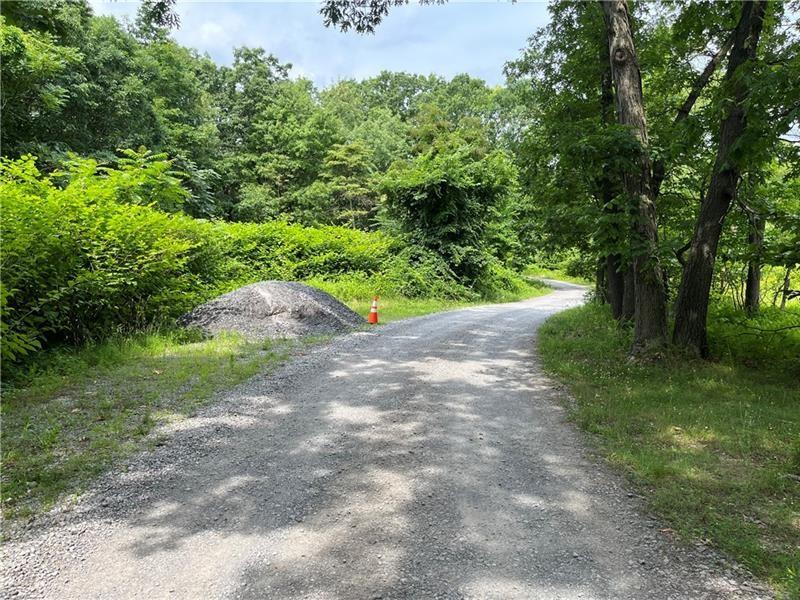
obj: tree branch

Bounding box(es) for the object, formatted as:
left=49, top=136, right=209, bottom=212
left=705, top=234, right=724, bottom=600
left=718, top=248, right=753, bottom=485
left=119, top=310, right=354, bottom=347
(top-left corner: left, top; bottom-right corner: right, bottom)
left=725, top=322, right=800, bottom=334
left=675, top=240, right=691, bottom=266
left=673, top=33, right=735, bottom=126
left=651, top=32, right=734, bottom=198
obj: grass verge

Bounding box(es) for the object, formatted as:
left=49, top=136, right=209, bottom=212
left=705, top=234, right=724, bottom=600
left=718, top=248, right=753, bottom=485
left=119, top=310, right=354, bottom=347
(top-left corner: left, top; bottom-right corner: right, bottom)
left=524, top=265, right=593, bottom=285
left=1, top=330, right=295, bottom=520
left=538, top=303, right=800, bottom=597
left=346, top=296, right=481, bottom=322
left=342, top=282, right=552, bottom=323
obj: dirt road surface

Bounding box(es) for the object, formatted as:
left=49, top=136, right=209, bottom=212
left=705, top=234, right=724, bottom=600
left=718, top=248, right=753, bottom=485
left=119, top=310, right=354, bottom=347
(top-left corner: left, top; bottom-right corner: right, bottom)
left=2, top=282, right=769, bottom=599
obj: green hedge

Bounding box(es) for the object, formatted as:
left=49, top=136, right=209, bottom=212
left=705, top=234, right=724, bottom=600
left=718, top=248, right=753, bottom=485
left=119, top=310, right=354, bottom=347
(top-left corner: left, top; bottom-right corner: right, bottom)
left=1, top=155, right=481, bottom=363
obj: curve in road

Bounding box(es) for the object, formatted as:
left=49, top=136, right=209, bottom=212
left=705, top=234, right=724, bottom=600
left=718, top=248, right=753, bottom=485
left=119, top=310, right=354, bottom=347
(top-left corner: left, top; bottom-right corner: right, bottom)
left=3, top=283, right=768, bottom=599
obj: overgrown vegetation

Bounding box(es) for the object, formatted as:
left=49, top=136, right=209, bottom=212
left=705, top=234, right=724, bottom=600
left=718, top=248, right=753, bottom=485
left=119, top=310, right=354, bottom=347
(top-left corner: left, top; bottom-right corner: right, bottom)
left=0, top=153, right=539, bottom=366
left=539, top=303, right=800, bottom=596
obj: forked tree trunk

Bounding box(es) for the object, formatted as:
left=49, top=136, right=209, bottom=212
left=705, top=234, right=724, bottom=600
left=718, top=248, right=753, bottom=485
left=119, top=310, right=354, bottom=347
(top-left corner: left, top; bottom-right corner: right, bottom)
left=744, top=212, right=765, bottom=315
left=601, top=0, right=668, bottom=353
left=673, top=1, right=767, bottom=355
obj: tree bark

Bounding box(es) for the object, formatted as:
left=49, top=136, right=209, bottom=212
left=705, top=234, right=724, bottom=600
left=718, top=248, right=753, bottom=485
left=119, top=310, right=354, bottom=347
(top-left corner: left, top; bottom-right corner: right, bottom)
left=606, top=254, right=625, bottom=319
left=744, top=212, right=765, bottom=315
left=622, top=264, right=635, bottom=321
left=598, top=27, right=626, bottom=320
left=673, top=1, right=767, bottom=356
left=601, top=0, right=668, bottom=353
left=595, top=258, right=608, bottom=303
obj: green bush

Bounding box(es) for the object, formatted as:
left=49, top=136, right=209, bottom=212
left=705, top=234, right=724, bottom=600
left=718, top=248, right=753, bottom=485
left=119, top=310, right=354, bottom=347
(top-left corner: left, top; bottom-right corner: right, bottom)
left=474, top=259, right=535, bottom=301
left=708, top=302, right=800, bottom=370
left=381, top=130, right=518, bottom=287
left=0, top=157, right=390, bottom=357
left=382, top=246, right=476, bottom=300
left=3, top=155, right=506, bottom=366
left=1, top=156, right=207, bottom=353
left=210, top=220, right=393, bottom=285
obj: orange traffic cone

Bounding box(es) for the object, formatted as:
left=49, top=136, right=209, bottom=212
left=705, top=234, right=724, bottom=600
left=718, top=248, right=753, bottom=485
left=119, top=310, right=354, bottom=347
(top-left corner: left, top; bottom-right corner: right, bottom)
left=368, top=296, right=379, bottom=324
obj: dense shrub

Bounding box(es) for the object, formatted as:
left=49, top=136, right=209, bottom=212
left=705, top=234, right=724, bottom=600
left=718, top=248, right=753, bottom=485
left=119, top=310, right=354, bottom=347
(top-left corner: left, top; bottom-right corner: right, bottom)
left=1, top=156, right=208, bottom=354
left=708, top=303, right=800, bottom=370
left=2, top=155, right=520, bottom=364
left=474, top=260, right=533, bottom=301
left=381, top=246, right=476, bottom=300
left=381, top=131, right=518, bottom=287
left=206, top=220, right=394, bottom=287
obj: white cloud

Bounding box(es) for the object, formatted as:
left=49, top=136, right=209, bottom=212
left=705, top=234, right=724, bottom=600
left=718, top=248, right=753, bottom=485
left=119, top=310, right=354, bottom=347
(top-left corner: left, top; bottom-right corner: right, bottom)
left=90, top=1, right=550, bottom=87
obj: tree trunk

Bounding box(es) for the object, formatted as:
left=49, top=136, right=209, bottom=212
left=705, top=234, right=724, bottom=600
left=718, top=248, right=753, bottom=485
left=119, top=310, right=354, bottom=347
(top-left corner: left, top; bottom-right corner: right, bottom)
left=599, top=27, right=624, bottom=320
left=781, top=266, right=792, bottom=309
left=607, top=254, right=625, bottom=319
left=596, top=259, right=608, bottom=303
left=744, top=212, right=765, bottom=315
left=601, top=0, right=668, bottom=353
left=622, top=264, right=635, bottom=321
left=673, top=1, right=767, bottom=356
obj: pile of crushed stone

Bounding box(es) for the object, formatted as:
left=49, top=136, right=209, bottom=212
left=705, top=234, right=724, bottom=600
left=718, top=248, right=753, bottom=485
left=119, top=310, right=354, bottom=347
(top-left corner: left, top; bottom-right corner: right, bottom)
left=178, top=281, right=366, bottom=340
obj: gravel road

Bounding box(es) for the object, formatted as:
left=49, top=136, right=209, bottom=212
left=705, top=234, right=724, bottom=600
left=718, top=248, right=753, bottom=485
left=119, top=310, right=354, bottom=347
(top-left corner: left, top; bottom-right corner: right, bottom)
left=2, top=282, right=771, bottom=599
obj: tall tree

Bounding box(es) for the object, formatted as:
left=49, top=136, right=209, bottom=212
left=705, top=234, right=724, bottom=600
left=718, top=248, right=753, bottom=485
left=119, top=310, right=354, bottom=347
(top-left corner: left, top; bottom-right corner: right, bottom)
left=598, top=23, right=626, bottom=321
left=601, top=0, right=668, bottom=354
left=744, top=209, right=765, bottom=315
left=672, top=1, right=768, bottom=356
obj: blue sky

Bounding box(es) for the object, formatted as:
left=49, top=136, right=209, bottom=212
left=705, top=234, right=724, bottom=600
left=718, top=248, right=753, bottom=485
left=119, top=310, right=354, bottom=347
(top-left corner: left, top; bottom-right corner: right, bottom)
left=90, top=1, right=550, bottom=87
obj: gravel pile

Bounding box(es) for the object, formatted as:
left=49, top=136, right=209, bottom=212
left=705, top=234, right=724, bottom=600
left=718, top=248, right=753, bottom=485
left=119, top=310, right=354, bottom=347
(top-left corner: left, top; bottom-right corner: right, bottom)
left=178, top=281, right=365, bottom=340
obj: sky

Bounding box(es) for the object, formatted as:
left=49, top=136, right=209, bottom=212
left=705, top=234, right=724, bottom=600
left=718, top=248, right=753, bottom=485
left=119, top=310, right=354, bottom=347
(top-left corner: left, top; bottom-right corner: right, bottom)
left=89, top=1, right=551, bottom=87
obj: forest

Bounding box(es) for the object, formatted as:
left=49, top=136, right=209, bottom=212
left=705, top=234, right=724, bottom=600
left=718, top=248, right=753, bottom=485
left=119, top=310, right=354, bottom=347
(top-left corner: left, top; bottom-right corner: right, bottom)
left=1, top=0, right=799, bottom=594
left=2, top=0, right=798, bottom=364
left=1, top=0, right=550, bottom=362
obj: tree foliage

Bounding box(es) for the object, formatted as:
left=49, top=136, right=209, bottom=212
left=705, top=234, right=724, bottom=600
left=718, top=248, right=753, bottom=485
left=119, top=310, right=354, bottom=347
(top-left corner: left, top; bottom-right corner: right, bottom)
left=1, top=0, right=797, bottom=365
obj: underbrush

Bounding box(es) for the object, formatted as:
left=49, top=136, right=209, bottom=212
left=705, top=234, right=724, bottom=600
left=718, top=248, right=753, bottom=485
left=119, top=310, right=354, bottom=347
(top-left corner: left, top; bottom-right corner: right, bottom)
left=1, top=156, right=528, bottom=371
left=709, top=303, right=800, bottom=369
left=338, top=282, right=549, bottom=323
left=524, top=264, right=593, bottom=285
left=309, top=263, right=548, bottom=322
left=538, top=302, right=800, bottom=596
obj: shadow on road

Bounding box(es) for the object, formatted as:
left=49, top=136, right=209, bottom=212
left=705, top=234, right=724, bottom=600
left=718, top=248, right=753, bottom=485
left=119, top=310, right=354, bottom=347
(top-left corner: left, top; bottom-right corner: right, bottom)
left=21, top=290, right=754, bottom=599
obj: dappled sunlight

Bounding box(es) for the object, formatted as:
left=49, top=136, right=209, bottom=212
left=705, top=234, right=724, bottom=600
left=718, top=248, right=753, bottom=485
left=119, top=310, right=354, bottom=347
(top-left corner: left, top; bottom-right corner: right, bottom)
left=25, top=289, right=750, bottom=599
left=326, top=401, right=384, bottom=425
left=560, top=489, right=592, bottom=519
left=511, top=493, right=547, bottom=509
left=412, top=357, right=504, bottom=386
left=352, top=419, right=422, bottom=444
left=661, top=425, right=721, bottom=454
left=462, top=575, right=590, bottom=599
left=465, top=328, right=502, bottom=337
